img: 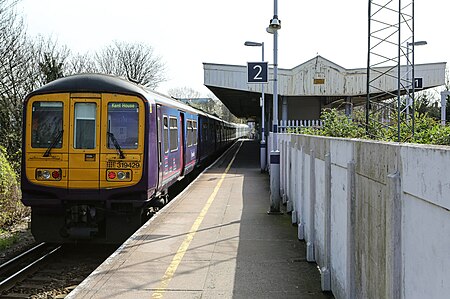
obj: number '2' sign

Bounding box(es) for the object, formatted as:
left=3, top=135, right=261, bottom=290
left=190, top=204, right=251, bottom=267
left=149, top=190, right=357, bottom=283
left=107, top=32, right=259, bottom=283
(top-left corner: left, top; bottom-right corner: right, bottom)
left=247, top=62, right=268, bottom=83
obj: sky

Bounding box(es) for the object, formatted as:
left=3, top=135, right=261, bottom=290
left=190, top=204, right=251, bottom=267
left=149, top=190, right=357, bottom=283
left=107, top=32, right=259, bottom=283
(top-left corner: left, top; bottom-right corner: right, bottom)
left=16, top=0, right=450, bottom=97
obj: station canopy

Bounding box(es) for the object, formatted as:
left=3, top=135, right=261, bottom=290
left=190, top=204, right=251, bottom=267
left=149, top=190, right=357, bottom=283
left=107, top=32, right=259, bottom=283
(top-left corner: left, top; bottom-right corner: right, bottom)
left=203, top=56, right=446, bottom=119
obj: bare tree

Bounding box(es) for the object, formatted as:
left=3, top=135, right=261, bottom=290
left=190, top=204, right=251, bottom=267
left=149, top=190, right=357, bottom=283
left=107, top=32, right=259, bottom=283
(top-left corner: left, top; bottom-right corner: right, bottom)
left=167, top=87, right=242, bottom=123
left=33, top=35, right=70, bottom=84
left=0, top=0, right=35, bottom=166
left=94, top=43, right=122, bottom=75
left=95, top=41, right=166, bottom=89
left=167, top=87, right=201, bottom=99
left=66, top=52, right=98, bottom=74
left=168, top=87, right=220, bottom=115
left=39, top=53, right=63, bottom=83
left=207, top=93, right=242, bottom=123
left=0, top=3, right=71, bottom=168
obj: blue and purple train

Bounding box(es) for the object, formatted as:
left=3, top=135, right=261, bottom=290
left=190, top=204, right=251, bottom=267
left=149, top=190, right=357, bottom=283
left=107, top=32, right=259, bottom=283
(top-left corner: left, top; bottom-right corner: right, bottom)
left=21, top=73, right=248, bottom=243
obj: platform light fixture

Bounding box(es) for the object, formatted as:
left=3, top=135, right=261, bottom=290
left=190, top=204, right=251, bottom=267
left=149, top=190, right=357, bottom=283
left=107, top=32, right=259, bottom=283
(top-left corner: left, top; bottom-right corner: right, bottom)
left=244, top=41, right=263, bottom=47
left=408, top=40, right=427, bottom=46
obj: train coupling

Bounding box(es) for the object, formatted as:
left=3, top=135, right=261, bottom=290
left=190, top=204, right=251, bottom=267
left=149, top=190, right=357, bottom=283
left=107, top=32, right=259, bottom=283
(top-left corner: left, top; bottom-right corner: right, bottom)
left=65, top=205, right=101, bottom=239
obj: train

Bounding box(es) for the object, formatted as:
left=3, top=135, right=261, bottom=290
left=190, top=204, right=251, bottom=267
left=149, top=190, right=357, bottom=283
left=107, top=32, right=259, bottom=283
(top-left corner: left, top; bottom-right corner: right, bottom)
left=21, top=73, right=249, bottom=243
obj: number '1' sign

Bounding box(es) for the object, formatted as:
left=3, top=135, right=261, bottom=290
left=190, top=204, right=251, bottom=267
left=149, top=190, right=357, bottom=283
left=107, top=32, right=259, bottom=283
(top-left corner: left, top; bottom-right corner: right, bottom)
left=247, top=62, right=268, bottom=83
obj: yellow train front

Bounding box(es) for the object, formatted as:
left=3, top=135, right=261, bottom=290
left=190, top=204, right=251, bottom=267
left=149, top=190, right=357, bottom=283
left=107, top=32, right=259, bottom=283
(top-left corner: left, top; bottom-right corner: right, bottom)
left=21, top=74, right=155, bottom=244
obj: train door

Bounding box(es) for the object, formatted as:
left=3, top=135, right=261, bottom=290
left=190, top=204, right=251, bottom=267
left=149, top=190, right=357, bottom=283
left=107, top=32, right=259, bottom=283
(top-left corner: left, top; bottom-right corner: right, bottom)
left=68, top=96, right=101, bottom=189
left=161, top=113, right=170, bottom=184
left=179, top=113, right=185, bottom=176
left=156, top=106, right=164, bottom=189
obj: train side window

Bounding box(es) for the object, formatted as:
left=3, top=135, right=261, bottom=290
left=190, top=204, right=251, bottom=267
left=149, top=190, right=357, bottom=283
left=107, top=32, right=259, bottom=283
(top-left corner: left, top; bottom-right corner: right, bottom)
left=202, top=123, right=208, bottom=142
left=193, top=120, right=198, bottom=145
left=169, top=116, right=178, bottom=152
left=187, top=120, right=193, bottom=147
left=74, top=103, right=96, bottom=149
left=107, top=102, right=139, bottom=149
left=163, top=116, right=169, bottom=154
left=31, top=101, right=63, bottom=148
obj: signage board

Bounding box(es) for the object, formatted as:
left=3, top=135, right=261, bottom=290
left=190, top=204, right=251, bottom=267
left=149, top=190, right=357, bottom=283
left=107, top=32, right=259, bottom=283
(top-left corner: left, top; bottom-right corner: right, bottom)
left=414, top=77, right=423, bottom=89
left=247, top=62, right=268, bottom=83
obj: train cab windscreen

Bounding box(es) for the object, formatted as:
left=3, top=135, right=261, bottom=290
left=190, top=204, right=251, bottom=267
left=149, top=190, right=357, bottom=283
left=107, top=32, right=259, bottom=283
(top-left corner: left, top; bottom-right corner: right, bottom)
left=31, top=101, right=63, bottom=148
left=107, top=102, right=139, bottom=149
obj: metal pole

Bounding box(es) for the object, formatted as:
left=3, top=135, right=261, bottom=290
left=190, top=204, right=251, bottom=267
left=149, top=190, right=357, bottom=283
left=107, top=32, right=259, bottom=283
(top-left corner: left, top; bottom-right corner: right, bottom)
left=441, top=91, right=449, bottom=126
left=244, top=40, right=267, bottom=171
left=397, top=0, right=401, bottom=142
left=406, top=42, right=410, bottom=119
left=261, top=42, right=266, bottom=172
left=268, top=0, right=281, bottom=214
left=412, top=0, right=416, bottom=136
left=273, top=0, right=279, bottom=137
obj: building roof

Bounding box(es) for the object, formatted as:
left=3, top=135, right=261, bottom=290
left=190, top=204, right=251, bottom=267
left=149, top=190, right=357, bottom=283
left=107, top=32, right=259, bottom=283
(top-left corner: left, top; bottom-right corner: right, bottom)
left=203, top=55, right=446, bottom=118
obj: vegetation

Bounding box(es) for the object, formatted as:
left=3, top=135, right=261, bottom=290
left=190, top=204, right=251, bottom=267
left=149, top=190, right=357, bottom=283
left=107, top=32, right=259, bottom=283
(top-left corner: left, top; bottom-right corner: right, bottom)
left=0, top=147, right=28, bottom=230
left=0, top=230, right=21, bottom=250
left=290, top=106, right=450, bottom=146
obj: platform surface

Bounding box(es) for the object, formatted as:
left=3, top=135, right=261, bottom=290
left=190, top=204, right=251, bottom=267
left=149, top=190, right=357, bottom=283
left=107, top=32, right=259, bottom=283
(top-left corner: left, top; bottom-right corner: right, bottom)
left=67, top=140, right=334, bottom=299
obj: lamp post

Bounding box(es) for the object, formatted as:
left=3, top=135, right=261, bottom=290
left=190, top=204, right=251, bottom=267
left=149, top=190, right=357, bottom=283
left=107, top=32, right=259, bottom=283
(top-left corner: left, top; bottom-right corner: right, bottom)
left=266, top=0, right=281, bottom=214
left=244, top=41, right=266, bottom=172
left=406, top=40, right=427, bottom=120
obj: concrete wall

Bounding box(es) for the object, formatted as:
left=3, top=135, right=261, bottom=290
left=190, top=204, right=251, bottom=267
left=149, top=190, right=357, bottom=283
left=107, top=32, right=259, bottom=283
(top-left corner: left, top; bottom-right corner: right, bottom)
left=277, top=133, right=450, bottom=299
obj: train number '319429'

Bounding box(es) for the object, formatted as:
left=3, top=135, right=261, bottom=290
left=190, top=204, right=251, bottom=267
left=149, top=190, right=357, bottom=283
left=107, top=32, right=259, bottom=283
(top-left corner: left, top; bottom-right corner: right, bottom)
left=115, top=161, right=141, bottom=169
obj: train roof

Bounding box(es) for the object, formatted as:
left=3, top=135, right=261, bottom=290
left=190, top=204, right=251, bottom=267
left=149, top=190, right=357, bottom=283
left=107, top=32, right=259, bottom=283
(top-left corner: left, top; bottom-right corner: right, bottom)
left=28, top=73, right=147, bottom=97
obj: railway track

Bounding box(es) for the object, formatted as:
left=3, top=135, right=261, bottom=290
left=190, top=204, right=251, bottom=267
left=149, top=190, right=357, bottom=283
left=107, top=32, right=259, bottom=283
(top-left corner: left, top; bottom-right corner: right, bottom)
left=0, top=243, right=118, bottom=298
left=0, top=242, right=61, bottom=294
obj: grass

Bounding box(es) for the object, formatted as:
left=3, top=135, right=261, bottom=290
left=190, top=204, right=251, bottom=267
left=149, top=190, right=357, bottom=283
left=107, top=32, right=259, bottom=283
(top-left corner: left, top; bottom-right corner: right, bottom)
left=0, top=230, right=21, bottom=251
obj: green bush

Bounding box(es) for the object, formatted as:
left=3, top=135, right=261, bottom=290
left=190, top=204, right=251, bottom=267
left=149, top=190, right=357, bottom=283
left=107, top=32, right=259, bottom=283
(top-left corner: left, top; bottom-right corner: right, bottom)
left=295, top=108, right=450, bottom=147
left=0, top=147, right=29, bottom=230
left=318, top=109, right=366, bottom=138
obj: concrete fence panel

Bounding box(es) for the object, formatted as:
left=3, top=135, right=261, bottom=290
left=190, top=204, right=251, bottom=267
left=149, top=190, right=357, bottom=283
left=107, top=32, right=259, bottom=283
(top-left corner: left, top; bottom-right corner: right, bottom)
left=400, top=145, right=450, bottom=299
left=275, top=133, right=450, bottom=299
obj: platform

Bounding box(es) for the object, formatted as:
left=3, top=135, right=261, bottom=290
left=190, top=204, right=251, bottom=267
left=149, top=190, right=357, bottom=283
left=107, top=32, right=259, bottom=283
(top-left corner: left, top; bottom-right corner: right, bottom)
left=67, top=140, right=334, bottom=299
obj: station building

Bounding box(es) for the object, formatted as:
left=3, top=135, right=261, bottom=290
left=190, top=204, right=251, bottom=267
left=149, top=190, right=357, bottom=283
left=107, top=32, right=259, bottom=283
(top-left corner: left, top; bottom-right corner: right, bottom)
left=203, top=55, right=446, bottom=123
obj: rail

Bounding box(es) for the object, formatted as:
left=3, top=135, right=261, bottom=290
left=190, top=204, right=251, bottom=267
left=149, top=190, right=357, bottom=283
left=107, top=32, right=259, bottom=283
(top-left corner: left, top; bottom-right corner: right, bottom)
left=0, top=242, right=61, bottom=292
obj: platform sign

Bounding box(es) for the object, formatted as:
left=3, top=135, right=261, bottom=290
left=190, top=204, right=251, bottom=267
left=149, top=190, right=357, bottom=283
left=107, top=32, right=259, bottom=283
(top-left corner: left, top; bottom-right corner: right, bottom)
left=414, top=77, right=423, bottom=90
left=247, top=62, right=268, bottom=83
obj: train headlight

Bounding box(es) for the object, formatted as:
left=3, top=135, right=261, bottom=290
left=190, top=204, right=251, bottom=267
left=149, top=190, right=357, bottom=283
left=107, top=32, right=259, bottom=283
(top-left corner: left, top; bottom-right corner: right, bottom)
left=106, top=169, right=132, bottom=182
left=42, top=170, right=51, bottom=179
left=36, top=168, right=62, bottom=181
left=117, top=171, right=126, bottom=180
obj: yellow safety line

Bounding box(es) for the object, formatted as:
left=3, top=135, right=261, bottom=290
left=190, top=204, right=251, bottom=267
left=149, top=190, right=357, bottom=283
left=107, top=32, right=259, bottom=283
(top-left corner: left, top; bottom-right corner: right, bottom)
left=151, top=142, right=242, bottom=299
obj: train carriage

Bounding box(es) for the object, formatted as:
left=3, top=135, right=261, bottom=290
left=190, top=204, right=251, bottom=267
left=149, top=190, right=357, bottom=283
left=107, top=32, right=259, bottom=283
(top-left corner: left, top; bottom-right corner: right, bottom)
left=21, top=74, right=248, bottom=244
